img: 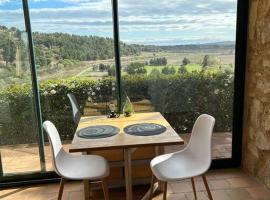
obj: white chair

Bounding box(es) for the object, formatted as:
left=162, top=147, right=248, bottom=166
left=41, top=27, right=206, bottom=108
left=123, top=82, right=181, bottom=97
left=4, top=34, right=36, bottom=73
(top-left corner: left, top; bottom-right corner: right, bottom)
left=149, top=114, right=215, bottom=200
left=43, top=121, right=110, bottom=200
left=67, top=93, right=82, bottom=124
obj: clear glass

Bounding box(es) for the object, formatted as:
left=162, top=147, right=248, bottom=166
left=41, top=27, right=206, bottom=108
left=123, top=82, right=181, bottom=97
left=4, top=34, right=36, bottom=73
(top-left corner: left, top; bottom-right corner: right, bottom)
left=0, top=1, right=43, bottom=175
left=29, top=0, right=117, bottom=171
left=119, top=0, right=237, bottom=159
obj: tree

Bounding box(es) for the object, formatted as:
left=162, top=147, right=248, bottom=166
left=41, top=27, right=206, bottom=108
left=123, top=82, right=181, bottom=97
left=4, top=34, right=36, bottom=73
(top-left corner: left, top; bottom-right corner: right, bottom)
left=126, top=62, right=147, bottom=75
left=202, top=55, right=211, bottom=68
left=149, top=57, right=167, bottom=66
left=161, top=57, right=167, bottom=65
left=182, top=57, right=190, bottom=66
left=108, top=66, right=116, bottom=76
left=136, top=67, right=147, bottom=74
left=162, top=66, right=176, bottom=75
left=178, top=65, right=188, bottom=74
left=202, top=55, right=220, bottom=69
left=99, top=63, right=109, bottom=72
left=2, top=37, right=16, bottom=66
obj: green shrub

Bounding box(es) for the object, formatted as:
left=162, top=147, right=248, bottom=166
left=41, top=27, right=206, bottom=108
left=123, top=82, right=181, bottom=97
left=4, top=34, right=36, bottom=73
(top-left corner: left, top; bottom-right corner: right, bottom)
left=0, top=71, right=234, bottom=145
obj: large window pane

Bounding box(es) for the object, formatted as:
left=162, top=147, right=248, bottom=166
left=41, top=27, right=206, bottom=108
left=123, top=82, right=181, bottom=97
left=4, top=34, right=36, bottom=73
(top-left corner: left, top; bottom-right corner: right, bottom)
left=0, top=0, right=43, bottom=175
left=29, top=0, right=117, bottom=171
left=119, top=0, right=237, bottom=159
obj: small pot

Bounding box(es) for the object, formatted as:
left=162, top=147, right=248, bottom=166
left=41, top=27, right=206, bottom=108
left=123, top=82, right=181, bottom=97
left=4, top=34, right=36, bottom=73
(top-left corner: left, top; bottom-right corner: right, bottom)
left=124, top=112, right=131, bottom=117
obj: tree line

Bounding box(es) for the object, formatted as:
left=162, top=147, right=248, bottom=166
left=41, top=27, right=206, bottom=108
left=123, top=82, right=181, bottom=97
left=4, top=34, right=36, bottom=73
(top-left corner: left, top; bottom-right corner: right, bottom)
left=0, top=26, right=141, bottom=69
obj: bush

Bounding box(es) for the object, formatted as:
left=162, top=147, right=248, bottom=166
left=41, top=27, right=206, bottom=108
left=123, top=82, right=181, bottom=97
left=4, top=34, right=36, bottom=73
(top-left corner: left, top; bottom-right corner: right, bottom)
left=202, top=55, right=221, bottom=68
left=178, top=66, right=188, bottom=74
left=182, top=57, right=190, bottom=66
left=162, top=66, right=176, bottom=75
left=0, top=78, right=116, bottom=145
left=0, top=71, right=234, bottom=145
left=126, top=62, right=147, bottom=75
left=149, top=57, right=167, bottom=66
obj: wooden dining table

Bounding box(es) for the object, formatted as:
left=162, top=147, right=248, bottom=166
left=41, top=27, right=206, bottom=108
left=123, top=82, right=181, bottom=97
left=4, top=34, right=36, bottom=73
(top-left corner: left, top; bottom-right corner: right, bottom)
left=69, top=112, right=184, bottom=200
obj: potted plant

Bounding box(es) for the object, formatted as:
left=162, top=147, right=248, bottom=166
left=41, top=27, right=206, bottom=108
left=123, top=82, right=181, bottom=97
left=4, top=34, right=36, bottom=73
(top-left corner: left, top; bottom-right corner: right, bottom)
left=123, top=96, right=134, bottom=117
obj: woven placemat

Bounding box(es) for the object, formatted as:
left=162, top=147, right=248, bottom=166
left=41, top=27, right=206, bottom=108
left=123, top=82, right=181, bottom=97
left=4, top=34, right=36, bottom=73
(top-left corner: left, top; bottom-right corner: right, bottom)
left=77, top=125, right=119, bottom=139
left=124, top=123, right=166, bottom=136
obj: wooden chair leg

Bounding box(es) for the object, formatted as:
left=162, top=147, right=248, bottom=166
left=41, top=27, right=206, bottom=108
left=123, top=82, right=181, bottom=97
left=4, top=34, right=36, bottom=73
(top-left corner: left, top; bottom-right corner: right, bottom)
left=202, top=175, right=213, bottom=200
left=101, top=179, right=109, bottom=200
left=149, top=174, right=156, bottom=200
left=163, top=182, right=167, bottom=200
left=58, top=177, right=65, bottom=200
left=191, top=178, right=197, bottom=200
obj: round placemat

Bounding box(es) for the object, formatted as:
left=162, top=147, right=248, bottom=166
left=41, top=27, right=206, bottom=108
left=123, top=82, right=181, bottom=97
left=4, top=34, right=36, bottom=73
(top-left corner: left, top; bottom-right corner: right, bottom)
left=77, top=125, right=119, bottom=139
left=124, top=123, right=166, bottom=136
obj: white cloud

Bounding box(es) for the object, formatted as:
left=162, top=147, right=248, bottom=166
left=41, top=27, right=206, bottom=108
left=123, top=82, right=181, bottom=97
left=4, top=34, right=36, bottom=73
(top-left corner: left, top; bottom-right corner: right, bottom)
left=0, top=0, right=9, bottom=5
left=32, top=0, right=48, bottom=2
left=0, top=0, right=238, bottom=45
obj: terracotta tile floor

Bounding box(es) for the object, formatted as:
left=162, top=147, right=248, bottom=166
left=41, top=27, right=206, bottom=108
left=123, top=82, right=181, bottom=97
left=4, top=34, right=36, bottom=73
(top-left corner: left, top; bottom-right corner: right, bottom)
left=1, top=169, right=270, bottom=200
left=0, top=132, right=231, bottom=174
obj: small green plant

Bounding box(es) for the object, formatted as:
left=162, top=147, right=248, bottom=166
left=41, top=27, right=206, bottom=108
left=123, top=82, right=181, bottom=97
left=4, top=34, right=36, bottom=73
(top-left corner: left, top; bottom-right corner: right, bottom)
left=123, top=96, right=134, bottom=117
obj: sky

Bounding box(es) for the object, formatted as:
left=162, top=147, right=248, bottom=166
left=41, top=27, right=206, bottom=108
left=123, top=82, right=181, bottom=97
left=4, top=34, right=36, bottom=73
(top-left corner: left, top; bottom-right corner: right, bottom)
left=0, top=0, right=237, bottom=45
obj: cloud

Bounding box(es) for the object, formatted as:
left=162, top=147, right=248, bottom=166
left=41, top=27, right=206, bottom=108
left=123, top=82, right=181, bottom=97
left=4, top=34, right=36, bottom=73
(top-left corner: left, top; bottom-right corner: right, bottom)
left=32, top=0, right=48, bottom=2
left=0, top=0, right=9, bottom=5
left=0, top=0, right=238, bottom=45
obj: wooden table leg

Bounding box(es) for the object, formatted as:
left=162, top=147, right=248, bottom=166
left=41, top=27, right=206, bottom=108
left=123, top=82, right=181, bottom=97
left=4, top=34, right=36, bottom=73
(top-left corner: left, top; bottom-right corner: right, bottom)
left=124, top=148, right=133, bottom=200
left=83, top=180, right=90, bottom=200
left=141, top=146, right=165, bottom=200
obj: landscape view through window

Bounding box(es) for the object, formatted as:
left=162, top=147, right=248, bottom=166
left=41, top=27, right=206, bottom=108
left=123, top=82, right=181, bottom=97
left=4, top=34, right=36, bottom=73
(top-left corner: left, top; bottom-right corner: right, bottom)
left=0, top=0, right=237, bottom=175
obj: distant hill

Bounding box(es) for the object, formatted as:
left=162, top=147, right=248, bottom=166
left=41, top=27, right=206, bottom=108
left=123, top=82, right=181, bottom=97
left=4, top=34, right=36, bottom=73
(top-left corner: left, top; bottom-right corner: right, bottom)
left=134, top=41, right=235, bottom=53
left=0, top=25, right=235, bottom=70
left=33, top=32, right=140, bottom=68
left=0, top=26, right=141, bottom=69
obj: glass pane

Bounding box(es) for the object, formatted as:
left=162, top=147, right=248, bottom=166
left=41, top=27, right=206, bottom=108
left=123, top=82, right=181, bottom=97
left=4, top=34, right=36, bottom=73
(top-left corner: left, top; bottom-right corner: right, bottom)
left=29, top=0, right=116, bottom=171
left=0, top=1, right=43, bottom=175
left=119, top=0, right=237, bottom=159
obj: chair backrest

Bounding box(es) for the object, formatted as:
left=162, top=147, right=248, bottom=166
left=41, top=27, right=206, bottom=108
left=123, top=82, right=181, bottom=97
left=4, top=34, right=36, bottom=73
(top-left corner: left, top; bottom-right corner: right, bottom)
left=43, top=121, right=63, bottom=158
left=43, top=121, right=74, bottom=177
left=185, top=114, right=215, bottom=165
left=67, top=93, right=82, bottom=124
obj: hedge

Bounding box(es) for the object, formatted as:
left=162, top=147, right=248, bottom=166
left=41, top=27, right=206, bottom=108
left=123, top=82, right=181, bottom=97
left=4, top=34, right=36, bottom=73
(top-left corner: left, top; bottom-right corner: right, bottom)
left=0, top=71, right=233, bottom=145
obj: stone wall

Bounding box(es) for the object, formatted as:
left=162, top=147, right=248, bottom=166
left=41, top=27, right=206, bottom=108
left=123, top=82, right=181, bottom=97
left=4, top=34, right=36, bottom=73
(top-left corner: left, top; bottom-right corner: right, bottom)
left=243, top=0, right=270, bottom=188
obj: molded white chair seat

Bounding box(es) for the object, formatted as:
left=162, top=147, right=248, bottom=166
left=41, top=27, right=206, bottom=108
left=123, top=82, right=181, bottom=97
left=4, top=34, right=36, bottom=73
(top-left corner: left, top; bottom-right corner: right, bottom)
left=55, top=149, right=109, bottom=180
left=151, top=149, right=210, bottom=182
left=148, top=114, right=215, bottom=200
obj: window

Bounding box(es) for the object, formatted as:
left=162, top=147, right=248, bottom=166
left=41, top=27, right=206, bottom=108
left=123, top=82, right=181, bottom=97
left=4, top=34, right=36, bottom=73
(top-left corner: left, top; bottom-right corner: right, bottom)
left=0, top=0, right=247, bottom=184
left=29, top=0, right=117, bottom=171
left=119, top=0, right=238, bottom=159
left=0, top=0, right=44, bottom=176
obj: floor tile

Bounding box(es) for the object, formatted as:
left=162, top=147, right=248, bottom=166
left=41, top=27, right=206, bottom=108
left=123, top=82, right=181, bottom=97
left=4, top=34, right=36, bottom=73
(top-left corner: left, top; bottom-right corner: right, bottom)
left=1, top=168, right=270, bottom=200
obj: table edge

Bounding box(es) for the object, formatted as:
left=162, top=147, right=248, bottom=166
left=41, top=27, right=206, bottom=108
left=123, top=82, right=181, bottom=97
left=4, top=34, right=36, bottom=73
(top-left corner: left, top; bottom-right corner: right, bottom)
left=69, top=140, right=184, bottom=153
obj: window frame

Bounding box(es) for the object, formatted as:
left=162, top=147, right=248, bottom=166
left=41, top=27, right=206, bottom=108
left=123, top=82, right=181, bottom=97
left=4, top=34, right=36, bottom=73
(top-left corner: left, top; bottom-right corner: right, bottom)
left=0, top=0, right=249, bottom=187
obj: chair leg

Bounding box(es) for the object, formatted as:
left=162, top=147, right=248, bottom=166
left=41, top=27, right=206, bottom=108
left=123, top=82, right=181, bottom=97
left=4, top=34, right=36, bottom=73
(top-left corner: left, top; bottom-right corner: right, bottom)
left=191, top=178, right=197, bottom=200
left=101, top=179, right=109, bottom=200
left=202, top=175, right=213, bottom=200
left=163, top=182, right=167, bottom=200
left=149, top=174, right=156, bottom=200
left=58, top=177, right=65, bottom=200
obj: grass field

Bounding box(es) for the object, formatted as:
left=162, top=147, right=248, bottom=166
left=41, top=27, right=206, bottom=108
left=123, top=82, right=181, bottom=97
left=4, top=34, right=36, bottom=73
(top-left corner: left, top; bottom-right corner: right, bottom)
left=1, top=50, right=235, bottom=88
left=145, top=64, right=201, bottom=74
left=36, top=50, right=234, bottom=79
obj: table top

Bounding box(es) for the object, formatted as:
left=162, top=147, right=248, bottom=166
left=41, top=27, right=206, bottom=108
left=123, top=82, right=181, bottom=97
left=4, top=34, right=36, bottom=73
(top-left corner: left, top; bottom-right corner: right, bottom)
left=69, top=112, right=184, bottom=153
